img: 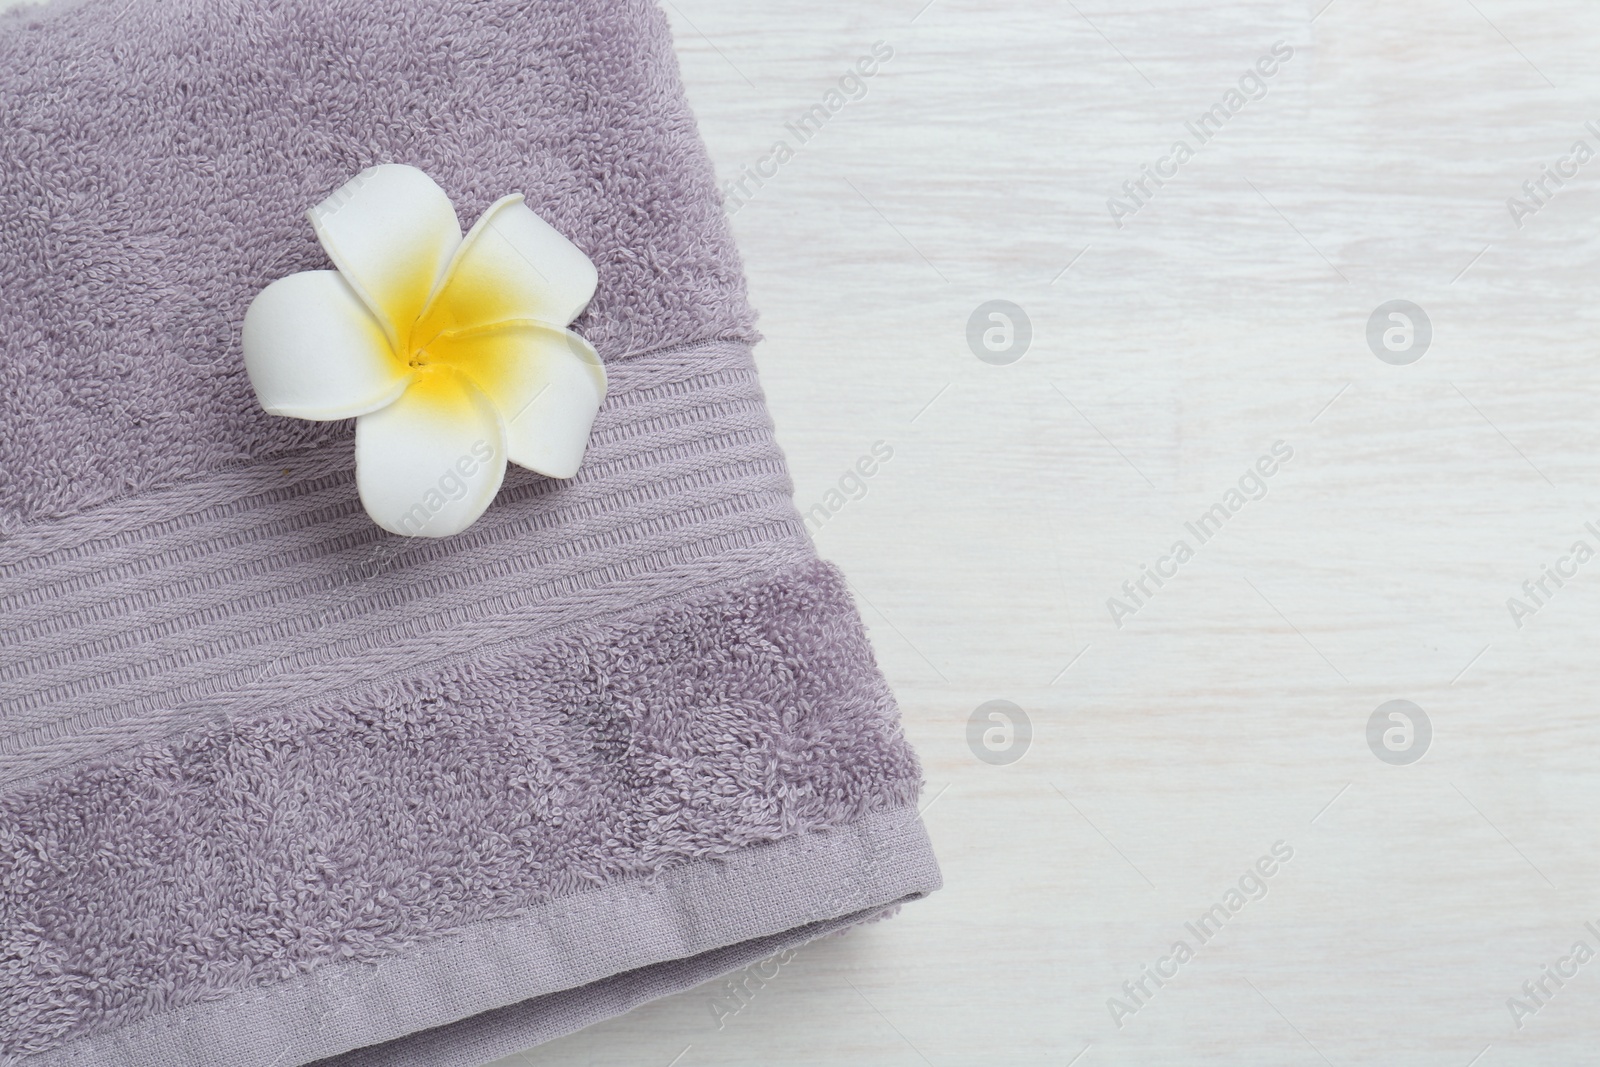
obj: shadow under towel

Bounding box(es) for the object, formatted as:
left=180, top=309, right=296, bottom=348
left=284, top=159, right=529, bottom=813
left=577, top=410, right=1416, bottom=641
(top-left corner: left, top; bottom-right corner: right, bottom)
left=0, top=0, right=940, bottom=1064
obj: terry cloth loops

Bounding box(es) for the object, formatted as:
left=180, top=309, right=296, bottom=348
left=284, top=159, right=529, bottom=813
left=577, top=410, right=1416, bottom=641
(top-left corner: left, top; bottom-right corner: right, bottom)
left=0, top=0, right=939, bottom=1064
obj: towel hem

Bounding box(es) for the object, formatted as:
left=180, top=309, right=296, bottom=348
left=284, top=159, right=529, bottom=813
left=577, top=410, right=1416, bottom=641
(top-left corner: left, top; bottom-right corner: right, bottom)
left=24, top=804, right=940, bottom=1067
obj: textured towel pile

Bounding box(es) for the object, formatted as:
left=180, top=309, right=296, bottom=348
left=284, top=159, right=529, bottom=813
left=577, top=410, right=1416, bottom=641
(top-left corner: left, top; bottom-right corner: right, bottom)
left=0, top=0, right=940, bottom=1064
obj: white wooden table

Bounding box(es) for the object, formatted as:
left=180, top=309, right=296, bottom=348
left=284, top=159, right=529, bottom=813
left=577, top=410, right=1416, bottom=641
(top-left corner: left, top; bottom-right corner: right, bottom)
left=516, top=1, right=1600, bottom=1064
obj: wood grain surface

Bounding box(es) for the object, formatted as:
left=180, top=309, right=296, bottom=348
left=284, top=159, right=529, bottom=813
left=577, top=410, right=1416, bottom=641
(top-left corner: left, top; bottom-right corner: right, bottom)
left=516, top=1, right=1600, bottom=1064
left=10, top=0, right=1599, bottom=1063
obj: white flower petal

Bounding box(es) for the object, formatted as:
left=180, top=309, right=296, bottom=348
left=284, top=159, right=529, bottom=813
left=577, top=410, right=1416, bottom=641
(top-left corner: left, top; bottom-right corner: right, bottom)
left=241, top=271, right=410, bottom=420
left=414, top=196, right=597, bottom=342
left=425, top=322, right=606, bottom=479
left=307, top=164, right=463, bottom=348
left=354, top=367, right=507, bottom=537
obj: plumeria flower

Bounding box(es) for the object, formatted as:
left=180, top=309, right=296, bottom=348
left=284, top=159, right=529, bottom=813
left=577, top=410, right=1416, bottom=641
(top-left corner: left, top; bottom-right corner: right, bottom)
left=242, top=164, right=605, bottom=537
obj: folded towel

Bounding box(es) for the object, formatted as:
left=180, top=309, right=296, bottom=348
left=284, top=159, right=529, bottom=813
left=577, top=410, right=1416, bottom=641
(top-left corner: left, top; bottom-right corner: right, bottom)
left=0, top=1, right=940, bottom=1064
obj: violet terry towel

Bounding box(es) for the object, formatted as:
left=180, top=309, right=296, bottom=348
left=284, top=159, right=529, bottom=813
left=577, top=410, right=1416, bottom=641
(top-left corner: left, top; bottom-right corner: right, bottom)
left=0, top=1, right=940, bottom=1064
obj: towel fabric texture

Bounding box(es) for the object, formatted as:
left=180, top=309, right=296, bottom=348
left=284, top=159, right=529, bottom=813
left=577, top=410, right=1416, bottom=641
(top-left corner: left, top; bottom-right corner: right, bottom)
left=0, top=0, right=940, bottom=1064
